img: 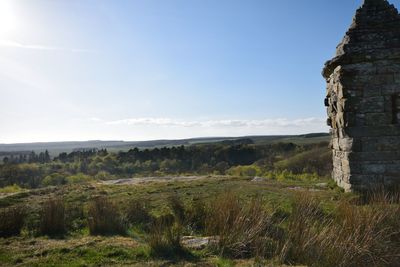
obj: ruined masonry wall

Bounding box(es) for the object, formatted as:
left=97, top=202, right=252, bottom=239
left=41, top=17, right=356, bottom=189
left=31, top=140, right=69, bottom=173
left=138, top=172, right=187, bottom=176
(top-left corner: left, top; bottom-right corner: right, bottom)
left=326, top=60, right=400, bottom=191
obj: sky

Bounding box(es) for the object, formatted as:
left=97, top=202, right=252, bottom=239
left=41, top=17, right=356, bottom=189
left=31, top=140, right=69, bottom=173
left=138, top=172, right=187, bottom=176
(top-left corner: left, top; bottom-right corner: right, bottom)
left=1, top=0, right=395, bottom=143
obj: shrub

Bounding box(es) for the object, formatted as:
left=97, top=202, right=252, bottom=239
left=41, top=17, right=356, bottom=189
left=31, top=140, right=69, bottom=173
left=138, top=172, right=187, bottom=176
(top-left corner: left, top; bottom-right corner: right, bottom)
left=0, top=184, right=24, bottom=194
left=87, top=197, right=127, bottom=235
left=94, top=171, right=115, bottom=181
left=42, top=173, right=67, bottom=186
left=226, top=165, right=262, bottom=177
left=66, top=173, right=93, bottom=184
left=0, top=206, right=25, bottom=237
left=274, top=147, right=331, bottom=176
left=263, top=170, right=321, bottom=182
left=40, top=198, right=66, bottom=236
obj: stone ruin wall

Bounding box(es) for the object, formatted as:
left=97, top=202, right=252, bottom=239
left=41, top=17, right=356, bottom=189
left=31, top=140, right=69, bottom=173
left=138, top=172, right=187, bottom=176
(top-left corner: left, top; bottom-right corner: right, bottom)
left=326, top=62, right=400, bottom=192
left=324, top=0, right=400, bottom=192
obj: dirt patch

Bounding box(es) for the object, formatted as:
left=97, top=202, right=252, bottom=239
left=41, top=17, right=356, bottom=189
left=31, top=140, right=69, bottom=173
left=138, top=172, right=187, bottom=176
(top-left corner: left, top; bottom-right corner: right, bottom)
left=0, top=191, right=27, bottom=200
left=99, top=176, right=212, bottom=186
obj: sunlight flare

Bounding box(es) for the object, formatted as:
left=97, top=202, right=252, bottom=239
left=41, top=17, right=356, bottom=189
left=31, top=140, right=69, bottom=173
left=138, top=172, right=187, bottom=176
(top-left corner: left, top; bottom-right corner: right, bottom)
left=0, top=0, right=18, bottom=35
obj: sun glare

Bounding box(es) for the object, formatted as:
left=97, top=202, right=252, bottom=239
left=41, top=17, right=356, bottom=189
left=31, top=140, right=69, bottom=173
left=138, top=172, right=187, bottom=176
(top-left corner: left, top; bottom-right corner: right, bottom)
left=0, top=0, right=18, bottom=35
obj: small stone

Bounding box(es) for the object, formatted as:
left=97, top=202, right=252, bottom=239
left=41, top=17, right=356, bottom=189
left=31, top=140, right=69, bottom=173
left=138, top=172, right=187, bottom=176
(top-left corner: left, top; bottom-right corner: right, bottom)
left=315, top=183, right=328, bottom=188
left=251, top=177, right=264, bottom=182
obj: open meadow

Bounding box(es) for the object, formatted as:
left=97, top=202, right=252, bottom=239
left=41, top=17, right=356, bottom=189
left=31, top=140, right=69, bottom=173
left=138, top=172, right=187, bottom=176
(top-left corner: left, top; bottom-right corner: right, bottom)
left=1, top=173, right=399, bottom=266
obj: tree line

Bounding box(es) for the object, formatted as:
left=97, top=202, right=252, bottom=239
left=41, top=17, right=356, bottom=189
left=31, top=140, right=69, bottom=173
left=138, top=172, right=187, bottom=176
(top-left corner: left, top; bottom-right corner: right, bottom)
left=0, top=141, right=331, bottom=188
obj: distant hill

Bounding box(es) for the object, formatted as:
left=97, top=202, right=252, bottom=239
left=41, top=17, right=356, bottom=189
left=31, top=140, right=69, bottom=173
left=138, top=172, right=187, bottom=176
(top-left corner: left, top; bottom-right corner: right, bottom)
left=0, top=133, right=330, bottom=156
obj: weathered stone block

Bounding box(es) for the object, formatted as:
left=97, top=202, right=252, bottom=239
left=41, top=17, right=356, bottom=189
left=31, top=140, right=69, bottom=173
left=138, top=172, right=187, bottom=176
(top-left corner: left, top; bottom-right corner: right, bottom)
left=362, top=136, right=400, bottom=152
left=361, top=164, right=386, bottom=174
left=346, top=125, right=400, bottom=137
left=365, top=113, right=391, bottom=126
left=349, top=151, right=400, bottom=161
left=363, top=86, right=382, bottom=97
left=349, top=174, right=384, bottom=185
left=373, top=74, right=395, bottom=84
left=339, top=137, right=353, bottom=151
left=385, top=163, right=400, bottom=174
left=394, top=73, right=400, bottom=83
left=384, top=175, right=400, bottom=187
left=332, top=138, right=340, bottom=150
left=355, top=113, right=366, bottom=126
left=349, top=161, right=363, bottom=173
left=361, top=97, right=385, bottom=113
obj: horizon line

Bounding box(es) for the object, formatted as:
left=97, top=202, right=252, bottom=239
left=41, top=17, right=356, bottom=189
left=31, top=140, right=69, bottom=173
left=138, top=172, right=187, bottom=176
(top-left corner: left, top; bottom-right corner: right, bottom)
left=0, top=132, right=330, bottom=146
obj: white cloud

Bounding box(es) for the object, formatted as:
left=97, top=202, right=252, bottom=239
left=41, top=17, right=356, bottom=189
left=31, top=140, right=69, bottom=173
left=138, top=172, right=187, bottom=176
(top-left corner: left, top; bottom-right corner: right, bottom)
left=88, top=117, right=103, bottom=122
left=104, top=117, right=327, bottom=134
left=0, top=39, right=93, bottom=53
left=106, top=118, right=201, bottom=127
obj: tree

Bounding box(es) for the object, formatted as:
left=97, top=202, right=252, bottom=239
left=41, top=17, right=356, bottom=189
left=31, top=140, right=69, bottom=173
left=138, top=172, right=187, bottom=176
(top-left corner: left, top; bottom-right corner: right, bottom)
left=44, top=150, right=51, bottom=163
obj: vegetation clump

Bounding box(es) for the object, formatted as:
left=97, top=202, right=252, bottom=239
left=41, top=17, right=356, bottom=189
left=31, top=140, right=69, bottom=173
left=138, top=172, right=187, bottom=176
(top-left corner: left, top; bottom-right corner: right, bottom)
left=40, top=198, right=66, bottom=236
left=87, top=196, right=127, bottom=236
left=206, top=192, right=276, bottom=259
left=0, top=205, right=25, bottom=237
left=124, top=199, right=152, bottom=226
left=146, top=196, right=189, bottom=259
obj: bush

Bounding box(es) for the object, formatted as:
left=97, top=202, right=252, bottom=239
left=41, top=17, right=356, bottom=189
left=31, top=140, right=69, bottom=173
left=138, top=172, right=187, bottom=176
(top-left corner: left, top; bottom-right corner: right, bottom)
left=0, top=206, right=25, bottom=237
left=42, top=173, right=67, bottom=186
left=263, top=170, right=321, bottom=182
left=0, top=184, right=24, bottom=194
left=226, top=165, right=262, bottom=177
left=66, top=173, right=93, bottom=184
left=87, top=197, right=127, bottom=235
left=94, top=171, right=116, bottom=181
left=274, top=147, right=331, bottom=176
left=40, top=198, right=66, bottom=236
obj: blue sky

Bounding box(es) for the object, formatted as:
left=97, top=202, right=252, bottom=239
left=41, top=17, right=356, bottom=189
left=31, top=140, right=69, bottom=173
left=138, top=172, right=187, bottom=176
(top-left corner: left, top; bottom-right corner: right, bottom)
left=0, top=0, right=393, bottom=143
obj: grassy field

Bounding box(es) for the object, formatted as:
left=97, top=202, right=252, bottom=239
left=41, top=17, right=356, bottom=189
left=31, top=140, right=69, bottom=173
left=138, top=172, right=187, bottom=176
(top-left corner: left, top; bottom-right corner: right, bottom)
left=0, top=175, right=335, bottom=266
left=0, top=175, right=398, bottom=266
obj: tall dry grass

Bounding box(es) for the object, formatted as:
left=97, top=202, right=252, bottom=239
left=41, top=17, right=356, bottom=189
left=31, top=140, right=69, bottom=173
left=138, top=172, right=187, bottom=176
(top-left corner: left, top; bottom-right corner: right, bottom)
left=124, top=199, right=152, bottom=226
left=147, top=215, right=185, bottom=258
left=0, top=206, right=25, bottom=237
left=280, top=192, right=400, bottom=267
left=40, top=198, right=65, bottom=236
left=185, top=198, right=207, bottom=232
left=201, top=190, right=399, bottom=266
left=146, top=197, right=188, bottom=258
left=206, top=192, right=276, bottom=258
left=87, top=196, right=127, bottom=235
